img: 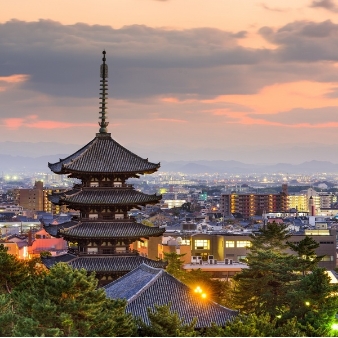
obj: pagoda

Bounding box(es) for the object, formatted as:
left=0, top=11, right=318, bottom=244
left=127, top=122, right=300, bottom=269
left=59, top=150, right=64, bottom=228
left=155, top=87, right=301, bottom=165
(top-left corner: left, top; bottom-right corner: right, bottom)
left=43, top=51, right=166, bottom=285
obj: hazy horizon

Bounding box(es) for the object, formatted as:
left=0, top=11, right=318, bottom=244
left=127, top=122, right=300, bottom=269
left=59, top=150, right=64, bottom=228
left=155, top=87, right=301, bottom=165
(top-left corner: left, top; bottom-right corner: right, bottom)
left=0, top=140, right=338, bottom=166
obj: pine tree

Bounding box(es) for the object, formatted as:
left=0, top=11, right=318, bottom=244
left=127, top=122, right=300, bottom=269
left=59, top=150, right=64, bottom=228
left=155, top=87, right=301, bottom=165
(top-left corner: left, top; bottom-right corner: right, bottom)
left=12, top=263, right=137, bottom=337
left=0, top=244, right=31, bottom=294
left=232, top=222, right=297, bottom=316
left=137, top=304, right=198, bottom=337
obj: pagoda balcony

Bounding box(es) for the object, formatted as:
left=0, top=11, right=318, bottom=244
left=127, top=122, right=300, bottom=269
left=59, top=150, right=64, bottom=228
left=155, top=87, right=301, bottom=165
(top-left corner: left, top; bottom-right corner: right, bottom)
left=70, top=249, right=140, bottom=256
left=83, top=184, right=134, bottom=190
left=80, top=217, right=135, bottom=222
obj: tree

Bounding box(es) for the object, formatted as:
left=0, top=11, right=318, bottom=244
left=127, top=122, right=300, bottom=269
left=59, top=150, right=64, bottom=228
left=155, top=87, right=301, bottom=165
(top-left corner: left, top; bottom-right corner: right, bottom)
left=231, top=222, right=338, bottom=336
left=232, top=223, right=296, bottom=316
left=204, top=313, right=303, bottom=337
left=137, top=304, right=197, bottom=337
left=283, top=268, right=338, bottom=337
left=287, top=236, right=323, bottom=275
left=11, top=263, right=137, bottom=337
left=0, top=244, right=32, bottom=294
left=0, top=293, right=16, bottom=336
left=164, top=252, right=187, bottom=281
left=249, top=222, right=291, bottom=252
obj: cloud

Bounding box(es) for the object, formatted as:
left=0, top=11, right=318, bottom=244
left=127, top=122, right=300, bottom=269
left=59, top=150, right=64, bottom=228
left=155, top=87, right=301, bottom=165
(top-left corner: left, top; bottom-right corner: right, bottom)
left=259, top=20, right=338, bottom=62
left=0, top=74, right=29, bottom=91
left=259, top=3, right=289, bottom=12
left=1, top=115, right=97, bottom=130
left=3, top=19, right=338, bottom=147
left=248, top=106, right=338, bottom=127
left=0, top=19, right=267, bottom=101
left=310, top=0, right=338, bottom=12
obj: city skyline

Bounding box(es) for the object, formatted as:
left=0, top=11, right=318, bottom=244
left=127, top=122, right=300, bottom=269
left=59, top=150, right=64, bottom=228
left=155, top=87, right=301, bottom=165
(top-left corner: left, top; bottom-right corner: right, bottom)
left=1, top=1, right=338, bottom=163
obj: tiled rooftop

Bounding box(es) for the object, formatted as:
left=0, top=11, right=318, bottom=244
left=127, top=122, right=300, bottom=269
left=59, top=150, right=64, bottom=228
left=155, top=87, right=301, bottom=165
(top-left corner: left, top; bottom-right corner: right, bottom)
left=104, top=263, right=238, bottom=328
left=48, top=188, right=161, bottom=206
left=56, top=221, right=165, bottom=239
left=48, top=135, right=160, bottom=175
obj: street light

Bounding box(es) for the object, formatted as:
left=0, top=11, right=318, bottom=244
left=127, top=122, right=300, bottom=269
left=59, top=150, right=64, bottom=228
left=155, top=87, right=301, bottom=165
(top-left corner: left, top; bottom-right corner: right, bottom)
left=194, top=286, right=207, bottom=299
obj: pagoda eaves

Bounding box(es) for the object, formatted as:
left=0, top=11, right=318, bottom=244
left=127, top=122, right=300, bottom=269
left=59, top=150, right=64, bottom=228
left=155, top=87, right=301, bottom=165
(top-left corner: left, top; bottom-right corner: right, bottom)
left=49, top=187, right=161, bottom=206
left=48, top=133, right=160, bottom=176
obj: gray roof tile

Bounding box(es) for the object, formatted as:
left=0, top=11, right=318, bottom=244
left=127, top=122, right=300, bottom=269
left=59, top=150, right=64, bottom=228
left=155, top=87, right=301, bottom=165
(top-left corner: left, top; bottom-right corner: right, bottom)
left=48, top=134, right=160, bottom=174
left=104, top=264, right=238, bottom=328
left=60, top=221, right=165, bottom=239
left=49, top=188, right=161, bottom=206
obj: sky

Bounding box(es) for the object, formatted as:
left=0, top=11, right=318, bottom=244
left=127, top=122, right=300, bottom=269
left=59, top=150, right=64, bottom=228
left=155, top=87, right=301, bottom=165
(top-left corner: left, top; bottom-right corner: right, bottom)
left=2, top=0, right=338, bottom=163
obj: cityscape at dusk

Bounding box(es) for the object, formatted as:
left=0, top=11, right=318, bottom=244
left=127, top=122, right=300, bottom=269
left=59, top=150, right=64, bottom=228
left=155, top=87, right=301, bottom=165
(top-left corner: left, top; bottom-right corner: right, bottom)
left=2, top=1, right=338, bottom=337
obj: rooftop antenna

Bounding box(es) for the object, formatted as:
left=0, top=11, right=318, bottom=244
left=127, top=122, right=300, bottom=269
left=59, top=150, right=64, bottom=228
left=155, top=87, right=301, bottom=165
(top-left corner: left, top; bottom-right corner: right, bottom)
left=99, top=50, right=109, bottom=133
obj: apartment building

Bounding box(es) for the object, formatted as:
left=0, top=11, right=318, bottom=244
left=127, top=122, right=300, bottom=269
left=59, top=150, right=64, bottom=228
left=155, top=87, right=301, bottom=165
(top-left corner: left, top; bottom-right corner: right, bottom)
left=15, top=181, right=67, bottom=214
left=220, top=192, right=288, bottom=218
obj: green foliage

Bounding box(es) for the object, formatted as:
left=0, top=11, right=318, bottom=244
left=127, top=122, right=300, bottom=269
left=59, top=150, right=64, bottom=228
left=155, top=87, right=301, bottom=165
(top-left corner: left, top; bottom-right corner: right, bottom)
left=249, top=222, right=291, bottom=252
left=0, top=244, right=31, bottom=294
left=287, top=236, right=323, bottom=275
left=231, top=221, right=338, bottom=336
left=0, top=293, right=16, bottom=336
left=11, top=263, right=137, bottom=337
left=40, top=250, right=52, bottom=258
left=137, top=304, right=198, bottom=337
left=283, top=268, right=338, bottom=336
left=204, top=313, right=303, bottom=337
left=164, top=251, right=187, bottom=281
left=141, top=219, right=154, bottom=227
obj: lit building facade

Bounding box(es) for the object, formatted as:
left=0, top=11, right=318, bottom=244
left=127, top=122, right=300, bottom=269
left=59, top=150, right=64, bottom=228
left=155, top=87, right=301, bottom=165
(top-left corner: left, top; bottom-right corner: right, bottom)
left=220, top=192, right=288, bottom=218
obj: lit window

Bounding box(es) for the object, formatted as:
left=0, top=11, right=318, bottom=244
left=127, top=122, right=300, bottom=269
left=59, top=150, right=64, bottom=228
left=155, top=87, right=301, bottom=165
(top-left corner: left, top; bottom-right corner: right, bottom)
left=225, top=241, right=235, bottom=248
left=181, top=239, right=190, bottom=245
left=195, top=240, right=210, bottom=250
left=236, top=241, right=251, bottom=248
left=321, top=255, right=334, bottom=261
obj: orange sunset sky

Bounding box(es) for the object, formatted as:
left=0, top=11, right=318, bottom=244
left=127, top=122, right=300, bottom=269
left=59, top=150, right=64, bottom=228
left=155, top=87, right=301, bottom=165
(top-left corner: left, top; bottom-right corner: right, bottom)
left=1, top=0, right=338, bottom=163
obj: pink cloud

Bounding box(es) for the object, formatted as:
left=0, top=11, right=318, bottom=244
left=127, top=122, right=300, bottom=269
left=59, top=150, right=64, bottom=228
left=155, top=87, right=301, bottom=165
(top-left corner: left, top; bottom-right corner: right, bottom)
left=151, top=118, right=187, bottom=123
left=3, top=118, right=24, bottom=129
left=0, top=74, right=30, bottom=92
left=25, top=120, right=97, bottom=129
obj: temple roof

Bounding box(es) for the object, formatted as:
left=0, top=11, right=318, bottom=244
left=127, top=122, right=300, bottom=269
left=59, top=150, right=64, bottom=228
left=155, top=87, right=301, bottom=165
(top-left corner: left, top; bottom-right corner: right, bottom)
left=44, top=220, right=165, bottom=239
left=48, top=188, right=161, bottom=206
left=42, top=254, right=166, bottom=272
left=104, top=263, right=237, bottom=328
left=48, top=134, right=160, bottom=175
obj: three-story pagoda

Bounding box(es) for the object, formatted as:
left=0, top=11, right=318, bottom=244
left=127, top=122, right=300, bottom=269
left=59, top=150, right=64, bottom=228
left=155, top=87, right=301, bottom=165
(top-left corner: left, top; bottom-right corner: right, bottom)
left=43, top=51, right=166, bottom=285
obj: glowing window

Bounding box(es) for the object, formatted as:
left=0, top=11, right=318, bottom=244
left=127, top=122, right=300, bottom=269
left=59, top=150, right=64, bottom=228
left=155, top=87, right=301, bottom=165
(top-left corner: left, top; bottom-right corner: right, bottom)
left=225, top=241, right=235, bottom=248
left=236, top=241, right=251, bottom=248
left=195, top=240, right=210, bottom=250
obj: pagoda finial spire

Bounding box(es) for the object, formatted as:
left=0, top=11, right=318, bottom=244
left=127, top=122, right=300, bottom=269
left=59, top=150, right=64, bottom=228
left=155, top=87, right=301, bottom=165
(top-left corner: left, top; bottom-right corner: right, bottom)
left=99, top=50, right=109, bottom=133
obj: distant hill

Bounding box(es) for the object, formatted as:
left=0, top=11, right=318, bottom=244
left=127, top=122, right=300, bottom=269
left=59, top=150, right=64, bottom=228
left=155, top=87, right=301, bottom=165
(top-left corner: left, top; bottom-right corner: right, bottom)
left=0, top=154, right=70, bottom=173
left=1, top=141, right=338, bottom=174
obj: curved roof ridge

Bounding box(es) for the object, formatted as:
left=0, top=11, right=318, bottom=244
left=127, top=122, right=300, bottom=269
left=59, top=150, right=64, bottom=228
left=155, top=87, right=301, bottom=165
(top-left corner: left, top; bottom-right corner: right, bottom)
left=48, top=135, right=160, bottom=175
left=62, top=137, right=99, bottom=170
left=48, top=137, right=97, bottom=171
left=127, top=263, right=164, bottom=302
left=107, top=136, right=160, bottom=167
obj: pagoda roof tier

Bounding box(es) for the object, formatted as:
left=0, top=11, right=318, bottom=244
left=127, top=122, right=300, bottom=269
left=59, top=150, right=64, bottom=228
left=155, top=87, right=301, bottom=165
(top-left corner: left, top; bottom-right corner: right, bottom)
left=44, top=220, right=165, bottom=239
left=42, top=254, right=166, bottom=272
left=48, top=133, right=160, bottom=175
left=48, top=187, right=161, bottom=206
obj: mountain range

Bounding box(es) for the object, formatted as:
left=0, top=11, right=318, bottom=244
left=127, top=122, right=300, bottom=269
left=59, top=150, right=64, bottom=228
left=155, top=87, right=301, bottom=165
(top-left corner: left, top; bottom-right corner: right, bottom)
left=1, top=154, right=338, bottom=175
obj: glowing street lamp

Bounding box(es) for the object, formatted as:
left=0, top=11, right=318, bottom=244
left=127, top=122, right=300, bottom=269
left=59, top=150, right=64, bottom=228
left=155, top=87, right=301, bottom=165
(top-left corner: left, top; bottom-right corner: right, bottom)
left=194, top=286, right=207, bottom=299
